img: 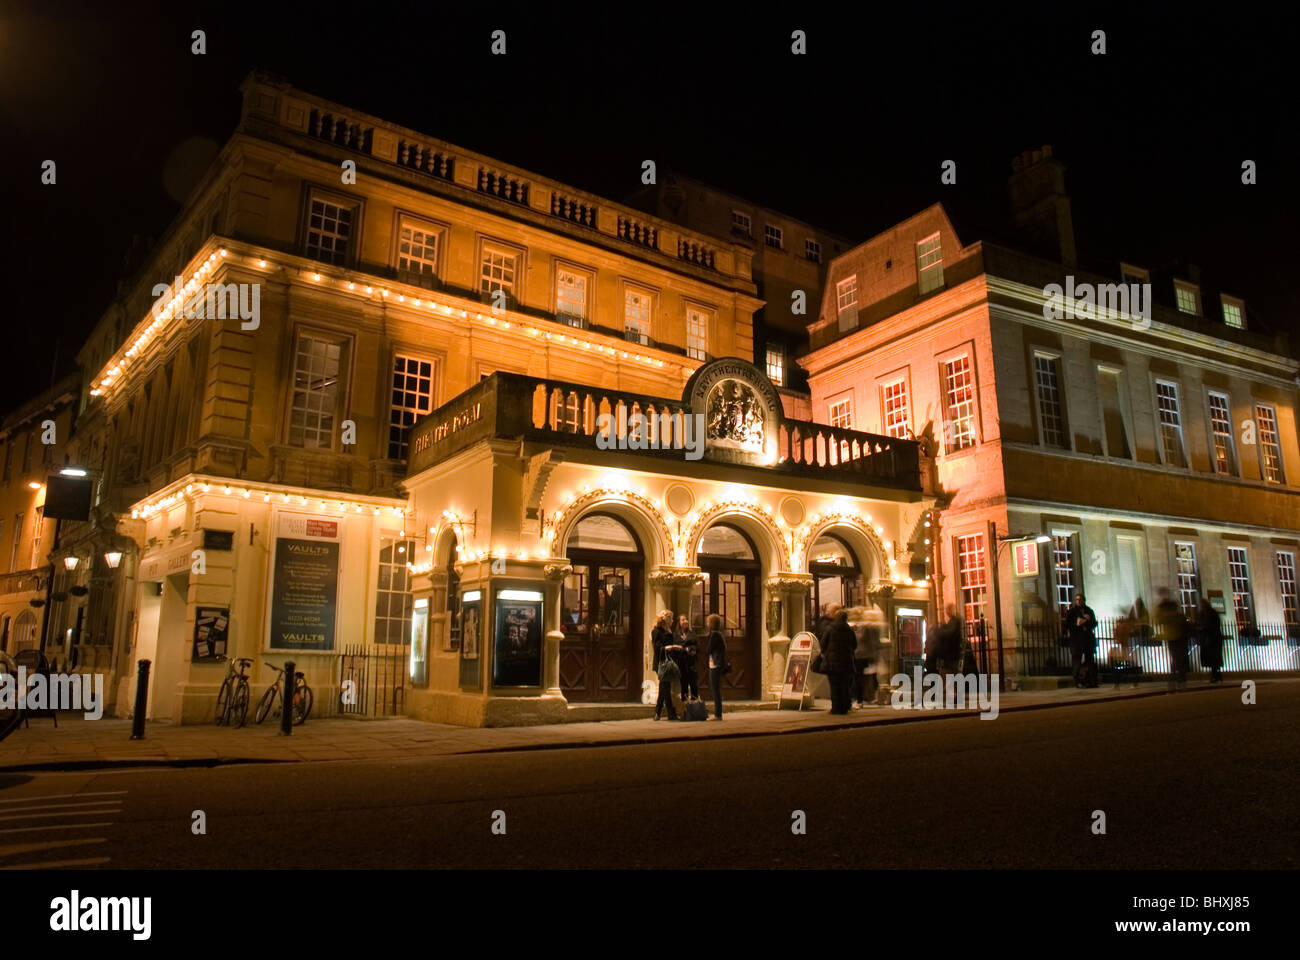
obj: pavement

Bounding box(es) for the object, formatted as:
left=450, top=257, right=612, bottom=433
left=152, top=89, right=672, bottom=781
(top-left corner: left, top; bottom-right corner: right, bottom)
left=0, top=677, right=1269, bottom=772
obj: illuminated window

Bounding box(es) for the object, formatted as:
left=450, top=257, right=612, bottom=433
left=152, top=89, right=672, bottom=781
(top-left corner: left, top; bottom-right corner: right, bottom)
left=1155, top=380, right=1187, bottom=468
left=480, top=246, right=517, bottom=300
left=387, top=355, right=434, bottom=460
left=1051, top=534, right=1077, bottom=622
left=10, top=513, right=23, bottom=574
left=882, top=379, right=910, bottom=439
left=828, top=398, right=852, bottom=429
left=1277, top=551, right=1299, bottom=630
left=917, top=234, right=944, bottom=294
left=764, top=225, right=783, bottom=249
left=29, top=506, right=43, bottom=571
left=1226, top=546, right=1254, bottom=634
left=1033, top=354, right=1067, bottom=448
left=943, top=355, right=977, bottom=452
left=1256, top=404, right=1285, bottom=483
left=1174, top=542, right=1200, bottom=616
left=765, top=346, right=785, bottom=386
left=374, top=538, right=414, bottom=646
left=397, top=219, right=439, bottom=280
left=555, top=269, right=588, bottom=327
left=1098, top=367, right=1132, bottom=459
left=289, top=332, right=348, bottom=449
left=1206, top=392, right=1236, bottom=475
left=305, top=196, right=354, bottom=265
left=836, top=276, right=858, bottom=332
left=686, top=308, right=709, bottom=361
left=624, top=289, right=652, bottom=344
left=956, top=533, right=988, bottom=626
left=1221, top=295, right=1244, bottom=330
left=1174, top=281, right=1199, bottom=316
left=805, top=239, right=821, bottom=263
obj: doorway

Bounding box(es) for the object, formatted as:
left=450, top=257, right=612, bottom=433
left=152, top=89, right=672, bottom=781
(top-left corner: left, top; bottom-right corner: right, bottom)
left=560, top=514, right=643, bottom=702
left=132, top=572, right=189, bottom=720
left=807, top=532, right=864, bottom=626
left=693, top=523, right=760, bottom=699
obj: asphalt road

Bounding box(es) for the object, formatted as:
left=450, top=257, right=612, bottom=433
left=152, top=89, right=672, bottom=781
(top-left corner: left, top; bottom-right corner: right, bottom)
left=1, top=682, right=1295, bottom=870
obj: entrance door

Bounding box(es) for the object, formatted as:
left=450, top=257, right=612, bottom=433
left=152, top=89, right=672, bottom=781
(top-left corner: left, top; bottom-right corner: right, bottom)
left=695, top=524, right=760, bottom=699
left=559, top=514, right=644, bottom=702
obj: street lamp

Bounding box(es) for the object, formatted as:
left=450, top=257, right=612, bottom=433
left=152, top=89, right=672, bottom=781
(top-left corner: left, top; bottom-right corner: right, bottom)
left=985, top=530, right=1053, bottom=692
left=103, top=552, right=123, bottom=569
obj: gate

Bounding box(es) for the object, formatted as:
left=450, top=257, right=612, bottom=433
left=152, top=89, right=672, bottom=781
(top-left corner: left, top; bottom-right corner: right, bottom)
left=338, top=644, right=407, bottom=717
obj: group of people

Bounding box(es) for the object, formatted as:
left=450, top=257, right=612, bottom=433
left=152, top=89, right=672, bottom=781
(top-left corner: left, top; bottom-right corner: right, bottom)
left=650, top=611, right=728, bottom=720
left=1064, top=589, right=1225, bottom=690
left=813, top=603, right=888, bottom=715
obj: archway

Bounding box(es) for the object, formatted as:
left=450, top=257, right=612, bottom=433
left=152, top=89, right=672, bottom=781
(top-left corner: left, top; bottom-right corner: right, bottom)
left=559, top=512, right=644, bottom=702
left=695, top=523, right=761, bottom=699
left=807, top=532, right=864, bottom=627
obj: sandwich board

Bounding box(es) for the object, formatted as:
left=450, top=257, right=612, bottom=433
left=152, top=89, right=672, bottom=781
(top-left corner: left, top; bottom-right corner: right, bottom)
left=778, top=631, right=817, bottom=710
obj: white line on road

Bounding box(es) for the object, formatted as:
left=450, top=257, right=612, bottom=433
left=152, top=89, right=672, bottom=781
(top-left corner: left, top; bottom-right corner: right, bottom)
left=0, top=837, right=107, bottom=858
left=0, top=790, right=127, bottom=805
left=0, top=807, right=121, bottom=823
left=0, top=822, right=113, bottom=834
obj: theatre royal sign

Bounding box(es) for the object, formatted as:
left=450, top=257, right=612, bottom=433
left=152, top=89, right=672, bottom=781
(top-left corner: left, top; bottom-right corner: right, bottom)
left=685, top=358, right=783, bottom=467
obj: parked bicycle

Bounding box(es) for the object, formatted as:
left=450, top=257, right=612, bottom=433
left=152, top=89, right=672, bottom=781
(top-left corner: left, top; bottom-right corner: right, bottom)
left=255, top=662, right=313, bottom=726
left=0, top=651, right=22, bottom=743
left=213, top=656, right=254, bottom=727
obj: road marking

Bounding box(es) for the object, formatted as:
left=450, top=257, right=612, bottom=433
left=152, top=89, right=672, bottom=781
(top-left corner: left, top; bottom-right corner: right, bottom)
left=0, top=800, right=125, bottom=814
left=0, top=857, right=110, bottom=869
left=0, top=806, right=121, bottom=823
left=0, top=837, right=107, bottom=857
left=0, top=790, right=126, bottom=805
left=0, top=822, right=113, bottom=835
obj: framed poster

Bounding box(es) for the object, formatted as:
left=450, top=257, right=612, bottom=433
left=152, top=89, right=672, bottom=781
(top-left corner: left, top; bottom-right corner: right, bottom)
left=459, top=591, right=482, bottom=689
left=492, top=589, right=543, bottom=687
left=268, top=515, right=341, bottom=651
left=192, top=606, right=230, bottom=661
left=778, top=631, right=817, bottom=710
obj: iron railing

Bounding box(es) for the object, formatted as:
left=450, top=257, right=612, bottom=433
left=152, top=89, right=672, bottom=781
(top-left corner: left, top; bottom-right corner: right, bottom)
left=338, top=643, right=407, bottom=718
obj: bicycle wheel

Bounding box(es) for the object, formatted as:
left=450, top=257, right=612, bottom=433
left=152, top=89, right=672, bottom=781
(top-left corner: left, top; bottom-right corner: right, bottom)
left=292, top=682, right=313, bottom=725
left=214, top=677, right=232, bottom=725
left=254, top=685, right=278, bottom=724
left=230, top=682, right=250, bottom=728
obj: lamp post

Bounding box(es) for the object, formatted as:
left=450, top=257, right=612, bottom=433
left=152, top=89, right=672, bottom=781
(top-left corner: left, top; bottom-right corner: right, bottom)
left=988, top=525, right=1051, bottom=694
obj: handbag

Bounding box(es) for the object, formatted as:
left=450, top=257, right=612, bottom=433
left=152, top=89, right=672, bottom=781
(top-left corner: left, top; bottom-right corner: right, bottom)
left=810, top=653, right=827, bottom=674
left=657, top=652, right=680, bottom=682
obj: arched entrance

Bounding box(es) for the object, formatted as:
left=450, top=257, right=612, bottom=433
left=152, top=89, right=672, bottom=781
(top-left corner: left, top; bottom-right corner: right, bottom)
left=807, top=532, right=864, bottom=625
left=694, top=523, right=760, bottom=698
left=560, top=513, right=644, bottom=702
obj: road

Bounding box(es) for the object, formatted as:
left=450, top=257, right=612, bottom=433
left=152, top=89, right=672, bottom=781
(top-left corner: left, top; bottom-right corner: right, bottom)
left=0, top=683, right=1295, bottom=869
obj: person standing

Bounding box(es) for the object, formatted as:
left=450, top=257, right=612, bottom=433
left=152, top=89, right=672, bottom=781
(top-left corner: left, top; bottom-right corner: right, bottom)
left=849, top=607, right=881, bottom=707
left=1064, top=593, right=1098, bottom=688
left=651, top=610, right=679, bottom=721
left=1196, top=598, right=1224, bottom=683
left=673, top=614, right=699, bottom=703
left=706, top=613, right=727, bottom=720
left=820, top=605, right=858, bottom=715
left=1156, top=588, right=1189, bottom=691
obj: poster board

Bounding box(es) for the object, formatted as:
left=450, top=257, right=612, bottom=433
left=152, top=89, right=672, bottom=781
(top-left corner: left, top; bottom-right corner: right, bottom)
left=778, top=631, right=817, bottom=710
left=459, top=590, right=482, bottom=689
left=268, top=514, right=341, bottom=651
left=192, top=606, right=230, bottom=661
left=492, top=589, right=543, bottom=687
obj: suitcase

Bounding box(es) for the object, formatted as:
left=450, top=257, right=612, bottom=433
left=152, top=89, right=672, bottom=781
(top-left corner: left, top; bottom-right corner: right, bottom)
left=682, top=699, right=708, bottom=722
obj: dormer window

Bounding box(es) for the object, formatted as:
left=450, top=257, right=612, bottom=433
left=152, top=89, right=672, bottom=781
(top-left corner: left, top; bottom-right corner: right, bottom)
left=1120, top=262, right=1149, bottom=287
left=1174, top=280, right=1200, bottom=316
left=1221, top=294, right=1245, bottom=330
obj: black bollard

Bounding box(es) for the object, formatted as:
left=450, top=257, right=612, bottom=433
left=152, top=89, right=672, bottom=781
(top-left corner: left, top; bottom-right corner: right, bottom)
left=129, top=660, right=151, bottom=740
left=279, top=661, right=295, bottom=736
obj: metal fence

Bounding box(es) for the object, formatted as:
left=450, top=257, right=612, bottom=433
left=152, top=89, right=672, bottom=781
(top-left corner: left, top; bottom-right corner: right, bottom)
left=337, top=643, right=407, bottom=718
left=1016, top=617, right=1300, bottom=677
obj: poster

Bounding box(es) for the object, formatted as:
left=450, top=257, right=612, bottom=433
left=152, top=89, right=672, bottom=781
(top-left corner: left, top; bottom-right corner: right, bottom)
left=192, top=606, right=230, bottom=661
left=493, top=591, right=543, bottom=687
left=269, top=515, right=340, bottom=651
left=778, top=632, right=817, bottom=709
left=458, top=593, right=482, bottom=689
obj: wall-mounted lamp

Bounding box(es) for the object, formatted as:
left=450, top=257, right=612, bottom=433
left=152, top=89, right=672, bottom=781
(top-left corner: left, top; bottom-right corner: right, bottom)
left=27, top=481, right=42, bottom=490
left=104, top=552, right=123, bottom=569
left=63, top=556, right=80, bottom=571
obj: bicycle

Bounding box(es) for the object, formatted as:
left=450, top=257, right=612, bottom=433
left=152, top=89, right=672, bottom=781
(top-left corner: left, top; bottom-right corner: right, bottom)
left=0, top=651, right=22, bottom=743
left=255, top=662, right=313, bottom=725
left=213, top=656, right=254, bottom=727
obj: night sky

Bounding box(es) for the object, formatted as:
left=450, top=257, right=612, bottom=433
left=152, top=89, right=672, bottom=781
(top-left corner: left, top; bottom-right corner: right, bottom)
left=1, top=1, right=1295, bottom=411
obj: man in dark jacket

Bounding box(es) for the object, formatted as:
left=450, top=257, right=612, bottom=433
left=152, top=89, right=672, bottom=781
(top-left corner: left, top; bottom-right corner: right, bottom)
left=1196, top=598, right=1224, bottom=683
left=820, top=605, right=858, bottom=715
left=1064, top=593, right=1098, bottom=688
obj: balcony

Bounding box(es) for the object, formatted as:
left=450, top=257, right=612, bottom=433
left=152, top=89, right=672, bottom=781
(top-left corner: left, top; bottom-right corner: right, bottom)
left=550, top=192, right=597, bottom=229
left=307, top=108, right=373, bottom=154
left=397, top=140, right=454, bottom=181
left=477, top=168, right=530, bottom=207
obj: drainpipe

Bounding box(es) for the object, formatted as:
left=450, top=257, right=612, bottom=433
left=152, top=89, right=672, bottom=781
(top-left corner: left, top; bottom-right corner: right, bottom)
left=37, top=518, right=63, bottom=654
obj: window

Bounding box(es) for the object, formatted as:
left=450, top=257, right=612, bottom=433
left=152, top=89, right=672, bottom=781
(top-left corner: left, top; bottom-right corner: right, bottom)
left=828, top=398, right=852, bottom=429
left=1256, top=404, right=1285, bottom=483
left=624, top=289, right=652, bottom=344
left=836, top=276, right=858, bottom=332
left=21, top=432, right=32, bottom=474
left=396, top=219, right=439, bottom=281
left=1051, top=534, right=1077, bottom=623
left=480, top=246, right=518, bottom=301
left=1098, top=367, right=1132, bottom=459
left=1120, top=263, right=1150, bottom=287
left=1033, top=354, right=1068, bottom=448
left=956, top=533, right=988, bottom=626
left=765, top=346, right=785, bottom=387
left=288, top=331, right=348, bottom=449
left=917, top=233, right=944, bottom=294
left=10, top=514, right=22, bottom=574
left=1155, top=380, right=1187, bottom=468
left=305, top=195, right=354, bottom=265
left=1277, top=552, right=1299, bottom=631
left=1174, top=281, right=1199, bottom=316
left=942, top=355, right=977, bottom=453
left=29, top=507, right=43, bottom=570
left=805, top=239, right=822, bottom=263
left=387, top=355, right=434, bottom=460
left=764, top=225, right=783, bottom=249
left=1206, top=392, right=1236, bottom=475
left=1173, top=542, right=1200, bottom=616
left=374, top=538, right=414, bottom=646
left=882, top=379, right=910, bottom=439
left=731, top=210, right=751, bottom=235
left=1221, top=295, right=1245, bottom=330
left=685, top=308, right=709, bottom=361
left=1226, top=546, right=1254, bottom=634
left=555, top=269, right=588, bottom=327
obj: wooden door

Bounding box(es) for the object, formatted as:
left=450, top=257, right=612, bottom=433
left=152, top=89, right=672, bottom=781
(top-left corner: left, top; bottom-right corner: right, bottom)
left=559, top=559, right=641, bottom=701
left=695, top=564, right=758, bottom=698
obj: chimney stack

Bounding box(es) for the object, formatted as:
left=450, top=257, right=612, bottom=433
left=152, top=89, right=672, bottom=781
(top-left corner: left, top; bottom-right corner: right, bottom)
left=1008, top=144, right=1077, bottom=268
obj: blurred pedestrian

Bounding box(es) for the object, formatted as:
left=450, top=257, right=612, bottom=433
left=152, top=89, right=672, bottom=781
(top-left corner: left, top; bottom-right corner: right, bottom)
left=1196, top=598, right=1224, bottom=683
left=820, top=604, right=858, bottom=715
left=1156, top=588, right=1189, bottom=691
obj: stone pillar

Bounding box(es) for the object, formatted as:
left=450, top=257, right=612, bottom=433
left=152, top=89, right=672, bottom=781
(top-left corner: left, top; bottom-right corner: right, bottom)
left=542, top=561, right=571, bottom=699
left=764, top=574, right=813, bottom=698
